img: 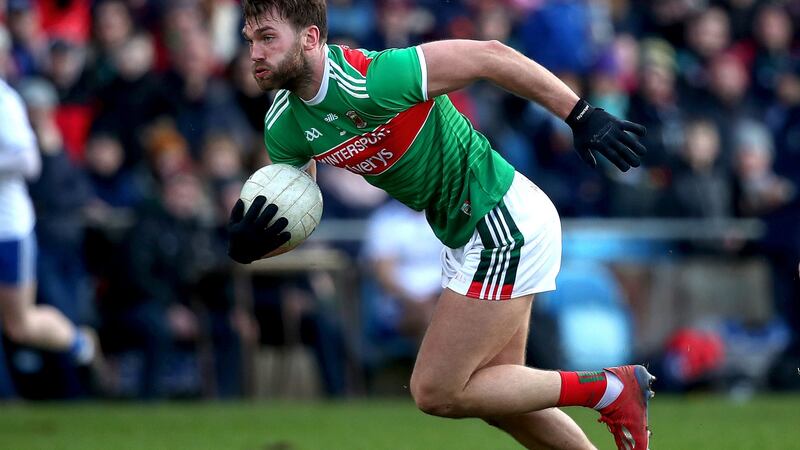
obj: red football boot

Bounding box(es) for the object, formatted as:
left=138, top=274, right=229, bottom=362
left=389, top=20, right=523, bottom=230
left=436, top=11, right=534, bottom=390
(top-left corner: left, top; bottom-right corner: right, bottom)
left=598, top=365, right=656, bottom=450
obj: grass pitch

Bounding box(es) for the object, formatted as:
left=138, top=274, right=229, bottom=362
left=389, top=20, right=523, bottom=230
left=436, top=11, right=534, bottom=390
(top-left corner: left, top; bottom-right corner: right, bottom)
left=2, top=394, right=799, bottom=449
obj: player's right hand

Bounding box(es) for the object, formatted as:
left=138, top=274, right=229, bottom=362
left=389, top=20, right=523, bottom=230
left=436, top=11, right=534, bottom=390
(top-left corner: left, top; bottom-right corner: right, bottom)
left=227, top=195, right=291, bottom=264
left=566, top=98, right=647, bottom=172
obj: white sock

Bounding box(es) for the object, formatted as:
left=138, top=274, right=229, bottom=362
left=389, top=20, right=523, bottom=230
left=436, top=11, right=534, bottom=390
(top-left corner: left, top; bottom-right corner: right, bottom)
left=593, top=370, right=623, bottom=410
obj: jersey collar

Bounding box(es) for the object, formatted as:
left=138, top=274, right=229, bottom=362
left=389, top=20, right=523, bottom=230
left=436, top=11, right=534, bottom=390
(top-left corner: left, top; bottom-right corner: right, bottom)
left=301, top=44, right=330, bottom=106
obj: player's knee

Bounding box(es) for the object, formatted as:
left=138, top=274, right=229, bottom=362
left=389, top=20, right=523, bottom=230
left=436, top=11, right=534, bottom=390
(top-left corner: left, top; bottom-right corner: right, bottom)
left=410, top=377, right=464, bottom=418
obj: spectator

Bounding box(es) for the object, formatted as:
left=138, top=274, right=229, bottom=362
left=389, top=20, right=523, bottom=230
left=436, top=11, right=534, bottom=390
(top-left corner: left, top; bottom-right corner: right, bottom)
left=45, top=38, right=95, bottom=160
left=141, top=119, right=193, bottom=189
left=86, top=0, right=135, bottom=91
left=199, top=131, right=245, bottom=187
left=678, top=7, right=732, bottom=92
left=93, top=33, right=169, bottom=168
left=5, top=0, right=49, bottom=79
left=161, top=28, right=250, bottom=155
left=690, top=52, right=758, bottom=166
left=194, top=176, right=255, bottom=398
left=82, top=131, right=143, bottom=311
left=664, top=118, right=731, bottom=219
left=766, top=61, right=800, bottom=181
left=363, top=200, right=442, bottom=345
left=19, top=77, right=93, bottom=326
left=102, top=170, right=217, bottom=398
left=628, top=39, right=684, bottom=167
left=731, top=120, right=800, bottom=372
left=732, top=121, right=795, bottom=218
left=83, top=131, right=144, bottom=226
left=745, top=3, right=796, bottom=109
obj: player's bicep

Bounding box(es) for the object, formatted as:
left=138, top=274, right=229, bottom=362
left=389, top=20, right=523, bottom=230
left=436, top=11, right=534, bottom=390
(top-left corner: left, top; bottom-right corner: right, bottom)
left=420, top=40, right=500, bottom=98
left=366, top=47, right=427, bottom=110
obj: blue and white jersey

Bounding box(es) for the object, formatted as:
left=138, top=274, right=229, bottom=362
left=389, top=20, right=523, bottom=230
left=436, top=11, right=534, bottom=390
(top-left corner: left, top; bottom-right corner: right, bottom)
left=0, top=79, right=39, bottom=239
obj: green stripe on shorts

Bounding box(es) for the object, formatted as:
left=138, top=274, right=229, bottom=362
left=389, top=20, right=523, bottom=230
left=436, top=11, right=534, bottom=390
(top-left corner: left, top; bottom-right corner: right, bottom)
left=497, top=201, right=524, bottom=290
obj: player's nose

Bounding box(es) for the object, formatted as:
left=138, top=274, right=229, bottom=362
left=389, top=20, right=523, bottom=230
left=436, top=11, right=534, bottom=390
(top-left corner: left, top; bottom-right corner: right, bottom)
left=250, top=45, right=266, bottom=62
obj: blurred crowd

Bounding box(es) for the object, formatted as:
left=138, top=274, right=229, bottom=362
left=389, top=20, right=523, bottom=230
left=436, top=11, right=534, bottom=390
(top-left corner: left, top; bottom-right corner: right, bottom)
left=0, top=0, right=799, bottom=399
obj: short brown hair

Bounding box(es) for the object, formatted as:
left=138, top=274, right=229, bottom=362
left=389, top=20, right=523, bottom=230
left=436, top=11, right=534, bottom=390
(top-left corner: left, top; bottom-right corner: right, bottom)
left=242, top=0, right=327, bottom=42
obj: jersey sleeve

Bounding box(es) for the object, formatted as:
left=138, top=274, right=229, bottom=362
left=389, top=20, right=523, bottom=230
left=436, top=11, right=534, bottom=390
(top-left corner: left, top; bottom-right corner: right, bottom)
left=264, top=130, right=310, bottom=168
left=366, top=46, right=428, bottom=112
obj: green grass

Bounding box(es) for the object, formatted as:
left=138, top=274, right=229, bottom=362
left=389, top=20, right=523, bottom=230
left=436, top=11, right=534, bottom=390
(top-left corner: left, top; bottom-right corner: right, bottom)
left=2, top=395, right=799, bottom=449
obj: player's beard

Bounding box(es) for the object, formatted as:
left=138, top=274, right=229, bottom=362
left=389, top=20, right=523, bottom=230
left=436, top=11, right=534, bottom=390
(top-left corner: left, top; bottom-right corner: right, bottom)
left=254, top=39, right=312, bottom=93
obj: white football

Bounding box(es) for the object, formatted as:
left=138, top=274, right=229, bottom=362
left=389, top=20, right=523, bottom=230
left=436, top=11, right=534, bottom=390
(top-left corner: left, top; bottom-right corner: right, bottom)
left=239, top=164, right=323, bottom=258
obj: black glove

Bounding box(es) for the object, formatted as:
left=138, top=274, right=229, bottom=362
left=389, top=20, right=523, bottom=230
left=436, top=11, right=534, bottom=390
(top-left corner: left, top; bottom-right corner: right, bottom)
left=566, top=98, right=647, bottom=172
left=227, top=195, right=291, bottom=264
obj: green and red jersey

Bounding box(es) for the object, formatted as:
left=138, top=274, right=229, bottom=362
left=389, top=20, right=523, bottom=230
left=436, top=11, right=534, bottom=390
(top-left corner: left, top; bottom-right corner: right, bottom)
left=264, top=44, right=515, bottom=248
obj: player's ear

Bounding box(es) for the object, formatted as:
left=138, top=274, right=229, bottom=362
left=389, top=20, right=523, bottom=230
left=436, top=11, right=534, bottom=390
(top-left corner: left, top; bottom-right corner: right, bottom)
left=301, top=25, right=320, bottom=51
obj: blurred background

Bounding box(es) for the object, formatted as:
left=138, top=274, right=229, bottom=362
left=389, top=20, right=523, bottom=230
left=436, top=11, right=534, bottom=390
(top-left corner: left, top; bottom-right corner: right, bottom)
left=0, top=0, right=799, bottom=408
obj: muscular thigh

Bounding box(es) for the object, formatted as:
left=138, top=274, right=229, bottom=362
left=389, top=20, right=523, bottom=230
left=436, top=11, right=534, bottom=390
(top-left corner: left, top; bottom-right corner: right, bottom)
left=412, top=288, right=533, bottom=390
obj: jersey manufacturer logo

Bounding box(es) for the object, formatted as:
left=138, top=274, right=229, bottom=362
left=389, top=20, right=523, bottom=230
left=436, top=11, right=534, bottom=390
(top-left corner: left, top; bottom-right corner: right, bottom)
left=305, top=128, right=323, bottom=141
left=346, top=110, right=367, bottom=128
left=461, top=201, right=472, bottom=216
left=324, top=113, right=338, bottom=123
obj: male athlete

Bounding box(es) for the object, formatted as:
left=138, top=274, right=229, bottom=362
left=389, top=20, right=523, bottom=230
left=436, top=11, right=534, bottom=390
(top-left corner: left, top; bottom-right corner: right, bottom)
left=228, top=1, right=653, bottom=449
left=0, top=79, right=100, bottom=378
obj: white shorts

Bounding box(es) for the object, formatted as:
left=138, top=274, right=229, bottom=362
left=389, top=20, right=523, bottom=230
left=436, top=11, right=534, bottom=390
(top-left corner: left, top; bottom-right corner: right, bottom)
left=441, top=172, right=562, bottom=300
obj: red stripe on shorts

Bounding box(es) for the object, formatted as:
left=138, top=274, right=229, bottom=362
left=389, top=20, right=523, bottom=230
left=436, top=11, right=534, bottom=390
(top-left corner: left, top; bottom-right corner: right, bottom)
left=499, top=283, right=514, bottom=300
left=467, top=281, right=485, bottom=298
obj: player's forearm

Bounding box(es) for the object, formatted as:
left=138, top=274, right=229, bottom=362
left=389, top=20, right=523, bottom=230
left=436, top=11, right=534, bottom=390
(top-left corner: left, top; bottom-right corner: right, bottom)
left=483, top=41, right=579, bottom=120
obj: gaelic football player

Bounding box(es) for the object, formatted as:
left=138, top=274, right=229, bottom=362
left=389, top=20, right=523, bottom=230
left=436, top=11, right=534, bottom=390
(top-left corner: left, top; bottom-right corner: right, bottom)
left=228, top=2, right=652, bottom=449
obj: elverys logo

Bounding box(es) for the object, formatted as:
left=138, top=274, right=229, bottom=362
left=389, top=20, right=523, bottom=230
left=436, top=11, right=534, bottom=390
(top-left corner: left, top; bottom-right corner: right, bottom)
left=313, top=101, right=434, bottom=176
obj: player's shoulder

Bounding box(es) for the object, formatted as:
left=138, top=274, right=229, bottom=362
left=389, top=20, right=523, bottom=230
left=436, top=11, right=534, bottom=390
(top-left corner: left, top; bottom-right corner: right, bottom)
left=328, top=44, right=378, bottom=80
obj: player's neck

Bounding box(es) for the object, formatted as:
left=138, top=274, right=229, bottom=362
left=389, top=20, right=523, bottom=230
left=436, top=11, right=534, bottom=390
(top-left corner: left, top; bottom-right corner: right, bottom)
left=294, top=45, right=327, bottom=102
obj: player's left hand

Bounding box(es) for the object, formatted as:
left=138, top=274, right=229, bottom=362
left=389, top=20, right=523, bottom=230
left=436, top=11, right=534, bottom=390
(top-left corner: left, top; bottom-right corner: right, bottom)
left=566, top=99, right=647, bottom=172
